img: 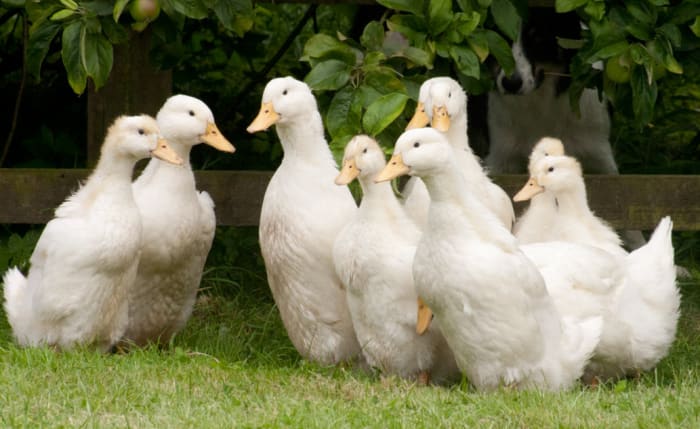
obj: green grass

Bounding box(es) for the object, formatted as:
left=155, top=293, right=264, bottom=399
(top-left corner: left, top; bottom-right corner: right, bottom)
left=1, top=249, right=699, bottom=428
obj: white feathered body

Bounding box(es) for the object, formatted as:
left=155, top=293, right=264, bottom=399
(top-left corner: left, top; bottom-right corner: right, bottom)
left=124, top=160, right=215, bottom=345
left=260, top=125, right=360, bottom=364
left=3, top=173, right=139, bottom=351
left=414, top=167, right=600, bottom=391
left=521, top=218, right=679, bottom=381
left=333, top=181, right=458, bottom=382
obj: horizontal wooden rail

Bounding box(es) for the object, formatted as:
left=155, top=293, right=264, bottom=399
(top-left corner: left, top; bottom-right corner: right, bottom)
left=1, top=169, right=699, bottom=230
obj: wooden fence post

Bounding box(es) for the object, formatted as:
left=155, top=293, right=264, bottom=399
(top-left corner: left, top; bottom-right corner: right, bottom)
left=86, top=28, right=172, bottom=166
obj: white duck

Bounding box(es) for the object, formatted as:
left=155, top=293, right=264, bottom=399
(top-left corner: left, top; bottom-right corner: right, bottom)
left=247, top=76, right=361, bottom=365
left=514, top=147, right=625, bottom=257
left=404, top=77, right=514, bottom=230
left=375, top=127, right=602, bottom=391
left=2, top=115, right=182, bottom=352
left=123, top=95, right=235, bottom=347
left=513, top=148, right=680, bottom=381
left=332, top=135, right=459, bottom=383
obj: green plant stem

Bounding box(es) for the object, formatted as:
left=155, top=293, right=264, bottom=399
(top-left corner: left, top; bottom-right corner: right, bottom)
left=1, top=11, right=28, bottom=168
left=232, top=4, right=318, bottom=106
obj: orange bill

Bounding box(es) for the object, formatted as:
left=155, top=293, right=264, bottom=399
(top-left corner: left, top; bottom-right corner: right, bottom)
left=151, top=138, right=183, bottom=165
left=335, top=158, right=360, bottom=185
left=513, top=177, right=545, bottom=202
left=201, top=122, right=235, bottom=153
left=431, top=105, right=450, bottom=132
left=406, top=102, right=430, bottom=130
left=374, top=153, right=409, bottom=183
left=247, top=102, right=279, bottom=133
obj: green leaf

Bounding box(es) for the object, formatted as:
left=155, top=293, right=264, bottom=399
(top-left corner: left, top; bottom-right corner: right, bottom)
left=454, top=11, right=481, bottom=38
left=26, top=1, right=60, bottom=23
left=376, top=0, right=423, bottom=16
left=386, top=15, right=428, bottom=43
left=590, top=41, right=629, bottom=62
left=50, top=9, right=76, bottom=21
left=583, top=1, right=605, bottom=21
left=625, top=0, right=656, bottom=25
left=449, top=45, right=480, bottom=78
left=403, top=46, right=432, bottom=68
left=361, top=21, right=384, bottom=51
left=113, top=0, right=130, bottom=21
left=302, top=33, right=356, bottom=66
left=631, top=66, right=657, bottom=125
left=484, top=30, right=514, bottom=75
left=555, top=0, right=587, bottom=13
left=666, top=3, right=700, bottom=25
left=428, top=0, right=453, bottom=36
left=468, top=31, right=489, bottom=62
left=557, top=37, right=585, bottom=49
left=362, top=92, right=409, bottom=136
left=100, top=16, right=129, bottom=44
left=326, top=86, right=363, bottom=139
left=26, top=19, right=62, bottom=81
left=364, top=69, right=406, bottom=95
left=490, top=0, right=521, bottom=41
left=81, top=29, right=114, bottom=90
left=629, top=43, right=652, bottom=65
left=213, top=0, right=253, bottom=36
left=657, top=23, right=681, bottom=47
left=363, top=51, right=386, bottom=70
left=1, top=0, right=26, bottom=7
left=81, top=0, right=115, bottom=16
left=304, top=60, right=352, bottom=91
left=62, top=20, right=87, bottom=94
left=171, top=0, right=208, bottom=19
left=691, top=16, right=700, bottom=38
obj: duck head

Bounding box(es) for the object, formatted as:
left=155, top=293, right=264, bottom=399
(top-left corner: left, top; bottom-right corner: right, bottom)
left=156, top=94, right=234, bottom=153
left=527, top=136, right=565, bottom=174
left=375, top=127, right=452, bottom=182
left=247, top=77, right=318, bottom=132
left=104, top=115, right=182, bottom=165
left=335, top=135, right=386, bottom=186
left=514, top=154, right=582, bottom=202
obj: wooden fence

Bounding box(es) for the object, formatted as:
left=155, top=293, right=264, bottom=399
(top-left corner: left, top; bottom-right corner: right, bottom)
left=2, top=169, right=699, bottom=230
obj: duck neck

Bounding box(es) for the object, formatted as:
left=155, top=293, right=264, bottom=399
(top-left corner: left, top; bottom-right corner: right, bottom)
left=445, top=113, right=484, bottom=183
left=423, top=161, right=517, bottom=249
left=550, top=181, right=590, bottom=218
left=142, top=138, right=195, bottom=190
left=92, top=151, right=137, bottom=184
left=420, top=161, right=466, bottom=204
left=277, top=111, right=333, bottom=164
left=358, top=175, right=404, bottom=218
left=445, top=112, right=471, bottom=153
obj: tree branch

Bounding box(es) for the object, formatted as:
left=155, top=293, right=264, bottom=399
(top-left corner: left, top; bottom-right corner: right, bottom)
left=233, top=4, right=318, bottom=105
left=1, top=11, right=28, bottom=167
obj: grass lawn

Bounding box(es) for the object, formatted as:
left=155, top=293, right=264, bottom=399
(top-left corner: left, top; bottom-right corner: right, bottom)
left=1, top=240, right=699, bottom=428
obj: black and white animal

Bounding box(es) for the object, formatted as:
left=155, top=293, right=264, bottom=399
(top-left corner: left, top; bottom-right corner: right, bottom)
left=485, top=9, right=617, bottom=175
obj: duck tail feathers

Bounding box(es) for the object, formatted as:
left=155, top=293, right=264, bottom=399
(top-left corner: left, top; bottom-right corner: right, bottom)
left=3, top=267, right=31, bottom=344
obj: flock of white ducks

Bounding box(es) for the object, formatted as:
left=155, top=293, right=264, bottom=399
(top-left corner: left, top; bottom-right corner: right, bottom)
left=3, top=96, right=233, bottom=351
left=1, top=75, right=680, bottom=392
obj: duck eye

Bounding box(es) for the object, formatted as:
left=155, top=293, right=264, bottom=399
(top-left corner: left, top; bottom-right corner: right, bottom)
left=189, top=110, right=195, bottom=116
left=138, top=128, right=145, bottom=135
left=362, top=148, right=367, bottom=154
left=548, top=166, right=554, bottom=172
left=544, top=152, right=549, bottom=156
left=413, top=142, right=420, bottom=148
left=448, top=92, right=452, bottom=98
left=282, top=89, right=288, bottom=95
